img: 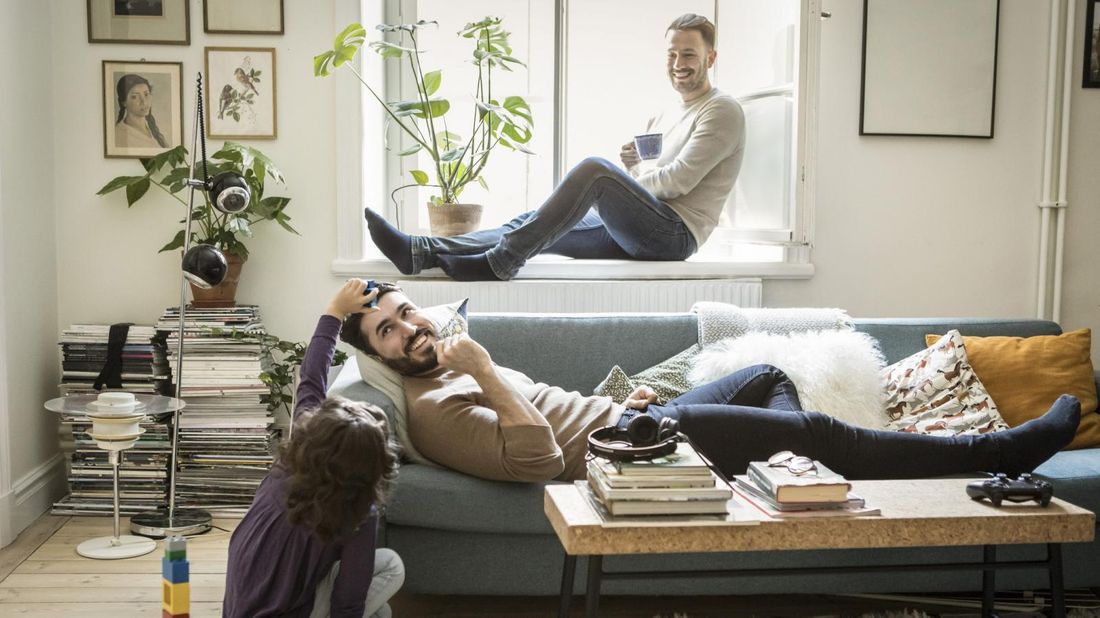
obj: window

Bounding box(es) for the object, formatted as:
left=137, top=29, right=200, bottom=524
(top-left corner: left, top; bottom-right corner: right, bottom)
left=337, top=0, right=819, bottom=275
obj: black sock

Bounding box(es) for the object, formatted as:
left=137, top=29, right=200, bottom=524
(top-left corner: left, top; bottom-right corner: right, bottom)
left=993, top=395, right=1080, bottom=475
left=364, top=208, right=417, bottom=275
left=437, top=253, right=506, bottom=281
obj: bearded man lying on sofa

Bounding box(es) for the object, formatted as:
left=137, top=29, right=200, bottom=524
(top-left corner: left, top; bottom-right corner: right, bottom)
left=335, top=281, right=1080, bottom=483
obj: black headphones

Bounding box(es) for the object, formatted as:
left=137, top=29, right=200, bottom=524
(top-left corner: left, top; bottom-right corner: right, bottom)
left=587, top=413, right=682, bottom=462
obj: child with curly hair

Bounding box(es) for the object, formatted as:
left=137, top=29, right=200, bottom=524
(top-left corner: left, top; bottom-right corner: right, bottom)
left=224, top=280, right=403, bottom=618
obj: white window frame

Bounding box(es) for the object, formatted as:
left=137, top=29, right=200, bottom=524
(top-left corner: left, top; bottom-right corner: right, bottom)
left=331, top=0, right=820, bottom=280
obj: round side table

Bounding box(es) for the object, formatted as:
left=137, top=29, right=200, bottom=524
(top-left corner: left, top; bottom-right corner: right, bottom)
left=45, top=394, right=184, bottom=560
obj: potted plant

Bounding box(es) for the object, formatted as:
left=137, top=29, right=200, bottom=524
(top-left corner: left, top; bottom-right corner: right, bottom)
left=315, top=17, right=534, bottom=236
left=97, top=142, right=297, bottom=306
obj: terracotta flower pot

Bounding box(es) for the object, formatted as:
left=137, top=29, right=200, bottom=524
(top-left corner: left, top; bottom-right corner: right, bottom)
left=189, top=253, right=245, bottom=308
left=427, top=203, right=483, bottom=237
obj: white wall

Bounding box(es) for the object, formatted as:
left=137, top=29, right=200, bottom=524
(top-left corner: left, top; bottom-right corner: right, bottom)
left=0, top=0, right=64, bottom=546
left=768, top=0, right=1099, bottom=361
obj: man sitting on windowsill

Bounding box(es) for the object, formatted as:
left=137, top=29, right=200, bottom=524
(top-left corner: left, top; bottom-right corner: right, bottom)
left=335, top=280, right=1080, bottom=483
left=365, top=13, right=746, bottom=281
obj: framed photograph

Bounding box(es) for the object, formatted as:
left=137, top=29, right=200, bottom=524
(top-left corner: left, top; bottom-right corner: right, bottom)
left=860, top=0, right=1000, bottom=138
left=205, top=47, right=277, bottom=139
left=87, top=0, right=190, bottom=45
left=1084, top=0, right=1100, bottom=88
left=102, top=60, right=183, bottom=159
left=204, top=0, right=284, bottom=35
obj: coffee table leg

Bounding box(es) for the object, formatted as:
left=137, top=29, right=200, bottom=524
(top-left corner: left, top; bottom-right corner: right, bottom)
left=559, top=552, right=577, bottom=618
left=982, top=545, right=996, bottom=618
left=585, top=555, right=603, bottom=618
left=1048, top=543, right=1065, bottom=618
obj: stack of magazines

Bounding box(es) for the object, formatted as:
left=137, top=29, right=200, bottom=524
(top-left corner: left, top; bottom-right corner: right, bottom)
left=52, top=323, right=171, bottom=516
left=733, top=455, right=880, bottom=518
left=585, top=442, right=732, bottom=516
left=155, top=305, right=276, bottom=516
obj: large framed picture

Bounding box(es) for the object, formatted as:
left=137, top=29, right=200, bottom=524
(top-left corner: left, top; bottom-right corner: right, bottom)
left=860, top=0, right=1000, bottom=138
left=204, top=0, right=284, bottom=35
left=1084, top=0, right=1100, bottom=88
left=205, top=47, right=277, bottom=139
left=102, top=60, right=183, bottom=159
left=87, top=0, right=190, bottom=45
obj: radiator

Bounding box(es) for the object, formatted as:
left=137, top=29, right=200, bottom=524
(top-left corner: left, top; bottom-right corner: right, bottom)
left=393, top=279, right=763, bottom=313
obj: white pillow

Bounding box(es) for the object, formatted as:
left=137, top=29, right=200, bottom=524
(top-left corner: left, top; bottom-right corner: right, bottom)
left=354, top=299, right=468, bottom=465
left=688, top=330, right=887, bottom=429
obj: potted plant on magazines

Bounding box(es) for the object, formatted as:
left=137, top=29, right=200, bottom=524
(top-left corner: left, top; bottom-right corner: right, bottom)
left=315, top=17, right=534, bottom=236
left=97, top=142, right=297, bottom=306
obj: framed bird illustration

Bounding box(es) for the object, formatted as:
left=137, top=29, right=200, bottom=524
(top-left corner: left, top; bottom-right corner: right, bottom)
left=204, top=47, right=277, bottom=139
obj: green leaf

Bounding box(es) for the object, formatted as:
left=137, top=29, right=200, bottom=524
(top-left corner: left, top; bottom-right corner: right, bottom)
left=125, top=178, right=151, bottom=205
left=439, top=148, right=464, bottom=162
left=397, top=143, right=423, bottom=156
left=255, top=196, right=290, bottom=218
left=423, top=70, right=442, bottom=96
left=159, top=229, right=186, bottom=253
left=369, top=40, right=414, bottom=59
left=477, top=176, right=489, bottom=191
left=335, top=23, right=367, bottom=49
left=314, top=51, right=337, bottom=77
left=389, top=98, right=450, bottom=119
left=410, top=170, right=429, bottom=185
left=97, top=175, right=146, bottom=195
left=274, top=211, right=299, bottom=235
left=228, top=217, right=253, bottom=237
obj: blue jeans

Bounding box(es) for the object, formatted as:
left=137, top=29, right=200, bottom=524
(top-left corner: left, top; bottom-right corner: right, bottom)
left=410, top=157, right=697, bottom=279
left=619, top=364, right=1021, bottom=481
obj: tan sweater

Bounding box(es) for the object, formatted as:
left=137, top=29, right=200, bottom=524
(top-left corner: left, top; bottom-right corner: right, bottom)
left=404, top=366, right=623, bottom=482
left=631, top=87, right=745, bottom=247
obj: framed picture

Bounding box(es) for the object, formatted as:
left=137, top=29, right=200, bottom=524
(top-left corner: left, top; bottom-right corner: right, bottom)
left=205, top=47, right=277, bottom=139
left=102, top=60, right=183, bottom=159
left=87, top=0, right=190, bottom=45
left=204, top=0, right=284, bottom=35
left=860, top=0, right=1000, bottom=138
left=1084, top=0, right=1100, bottom=88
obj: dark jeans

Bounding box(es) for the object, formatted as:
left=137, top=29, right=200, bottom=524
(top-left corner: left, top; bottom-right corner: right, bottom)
left=619, top=364, right=1008, bottom=480
left=410, top=157, right=697, bottom=278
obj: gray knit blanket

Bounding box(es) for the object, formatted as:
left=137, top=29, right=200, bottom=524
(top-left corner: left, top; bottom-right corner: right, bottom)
left=691, top=302, right=853, bottom=347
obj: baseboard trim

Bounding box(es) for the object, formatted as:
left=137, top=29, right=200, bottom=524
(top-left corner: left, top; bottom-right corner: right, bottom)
left=0, top=453, right=66, bottom=548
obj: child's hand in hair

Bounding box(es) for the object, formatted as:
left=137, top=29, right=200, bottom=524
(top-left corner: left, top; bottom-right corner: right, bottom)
left=325, top=279, right=379, bottom=319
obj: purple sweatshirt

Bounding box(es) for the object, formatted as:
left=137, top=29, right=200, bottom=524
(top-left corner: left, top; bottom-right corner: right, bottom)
left=223, top=315, right=378, bottom=618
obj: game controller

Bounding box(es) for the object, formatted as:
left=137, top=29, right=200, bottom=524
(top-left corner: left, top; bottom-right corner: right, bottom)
left=966, top=473, right=1053, bottom=507
left=363, top=279, right=377, bottom=308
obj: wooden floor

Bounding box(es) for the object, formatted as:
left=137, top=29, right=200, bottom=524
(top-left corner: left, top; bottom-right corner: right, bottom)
left=2, top=513, right=1096, bottom=617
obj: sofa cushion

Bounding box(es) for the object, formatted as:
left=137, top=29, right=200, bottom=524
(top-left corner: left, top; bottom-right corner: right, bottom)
left=853, top=319, right=1061, bottom=364
left=926, top=329, right=1100, bottom=449
left=385, top=463, right=556, bottom=534
left=1033, top=447, right=1100, bottom=513
left=593, top=345, right=699, bottom=404
left=882, top=330, right=1008, bottom=436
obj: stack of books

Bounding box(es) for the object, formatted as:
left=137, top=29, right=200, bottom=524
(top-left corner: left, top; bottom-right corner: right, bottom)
left=585, top=442, right=732, bottom=516
left=155, top=305, right=276, bottom=516
left=733, top=457, right=880, bottom=518
left=52, top=324, right=171, bottom=516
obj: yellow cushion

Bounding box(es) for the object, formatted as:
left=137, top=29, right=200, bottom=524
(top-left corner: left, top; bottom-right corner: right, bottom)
left=924, top=329, right=1099, bottom=449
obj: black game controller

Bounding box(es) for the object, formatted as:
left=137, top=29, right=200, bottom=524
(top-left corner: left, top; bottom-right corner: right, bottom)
left=363, top=279, right=377, bottom=308
left=966, top=473, right=1053, bottom=507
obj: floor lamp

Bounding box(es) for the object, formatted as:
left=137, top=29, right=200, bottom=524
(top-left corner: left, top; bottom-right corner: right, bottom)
left=130, top=73, right=251, bottom=538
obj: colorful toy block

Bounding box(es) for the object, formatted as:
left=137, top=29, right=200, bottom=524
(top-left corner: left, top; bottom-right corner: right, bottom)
left=162, top=535, right=190, bottom=616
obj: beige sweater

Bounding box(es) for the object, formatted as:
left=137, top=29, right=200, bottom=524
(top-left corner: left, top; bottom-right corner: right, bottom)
left=631, top=87, right=745, bottom=247
left=404, top=366, right=623, bottom=482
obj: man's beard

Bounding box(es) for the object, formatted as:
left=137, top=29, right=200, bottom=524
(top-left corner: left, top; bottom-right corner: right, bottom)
left=669, top=68, right=706, bottom=94
left=382, top=328, right=439, bottom=375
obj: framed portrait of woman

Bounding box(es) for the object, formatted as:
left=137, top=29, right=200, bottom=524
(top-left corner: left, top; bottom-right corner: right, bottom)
left=102, top=60, right=183, bottom=158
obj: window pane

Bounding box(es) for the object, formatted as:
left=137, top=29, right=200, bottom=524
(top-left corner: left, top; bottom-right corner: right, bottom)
left=713, top=0, right=799, bottom=96
left=727, top=93, right=792, bottom=231
left=402, top=0, right=555, bottom=233
left=564, top=0, right=712, bottom=169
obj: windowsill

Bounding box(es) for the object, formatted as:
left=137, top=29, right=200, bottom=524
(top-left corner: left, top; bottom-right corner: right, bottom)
left=331, top=255, right=814, bottom=280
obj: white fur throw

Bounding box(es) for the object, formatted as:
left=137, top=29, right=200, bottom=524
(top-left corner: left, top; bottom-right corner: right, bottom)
left=688, top=330, right=887, bottom=429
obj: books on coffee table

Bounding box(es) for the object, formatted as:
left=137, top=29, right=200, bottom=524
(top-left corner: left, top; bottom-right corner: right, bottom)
left=588, top=459, right=718, bottom=489
left=608, top=442, right=714, bottom=476
left=746, top=458, right=851, bottom=503
left=733, top=475, right=880, bottom=518
left=586, top=442, right=732, bottom=516
left=588, top=462, right=732, bottom=504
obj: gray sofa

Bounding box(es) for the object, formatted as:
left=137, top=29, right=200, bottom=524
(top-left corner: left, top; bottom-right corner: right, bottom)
left=328, top=314, right=1100, bottom=596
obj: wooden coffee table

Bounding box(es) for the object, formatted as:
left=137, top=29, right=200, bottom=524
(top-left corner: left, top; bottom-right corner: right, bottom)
left=544, top=478, right=1095, bottom=618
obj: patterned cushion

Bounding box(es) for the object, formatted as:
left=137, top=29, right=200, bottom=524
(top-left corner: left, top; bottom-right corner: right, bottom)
left=355, top=299, right=468, bottom=465
left=881, top=330, right=1009, bottom=436
left=593, top=345, right=699, bottom=404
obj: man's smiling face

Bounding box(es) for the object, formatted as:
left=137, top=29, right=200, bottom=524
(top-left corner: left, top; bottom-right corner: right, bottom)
left=359, top=291, right=439, bottom=375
